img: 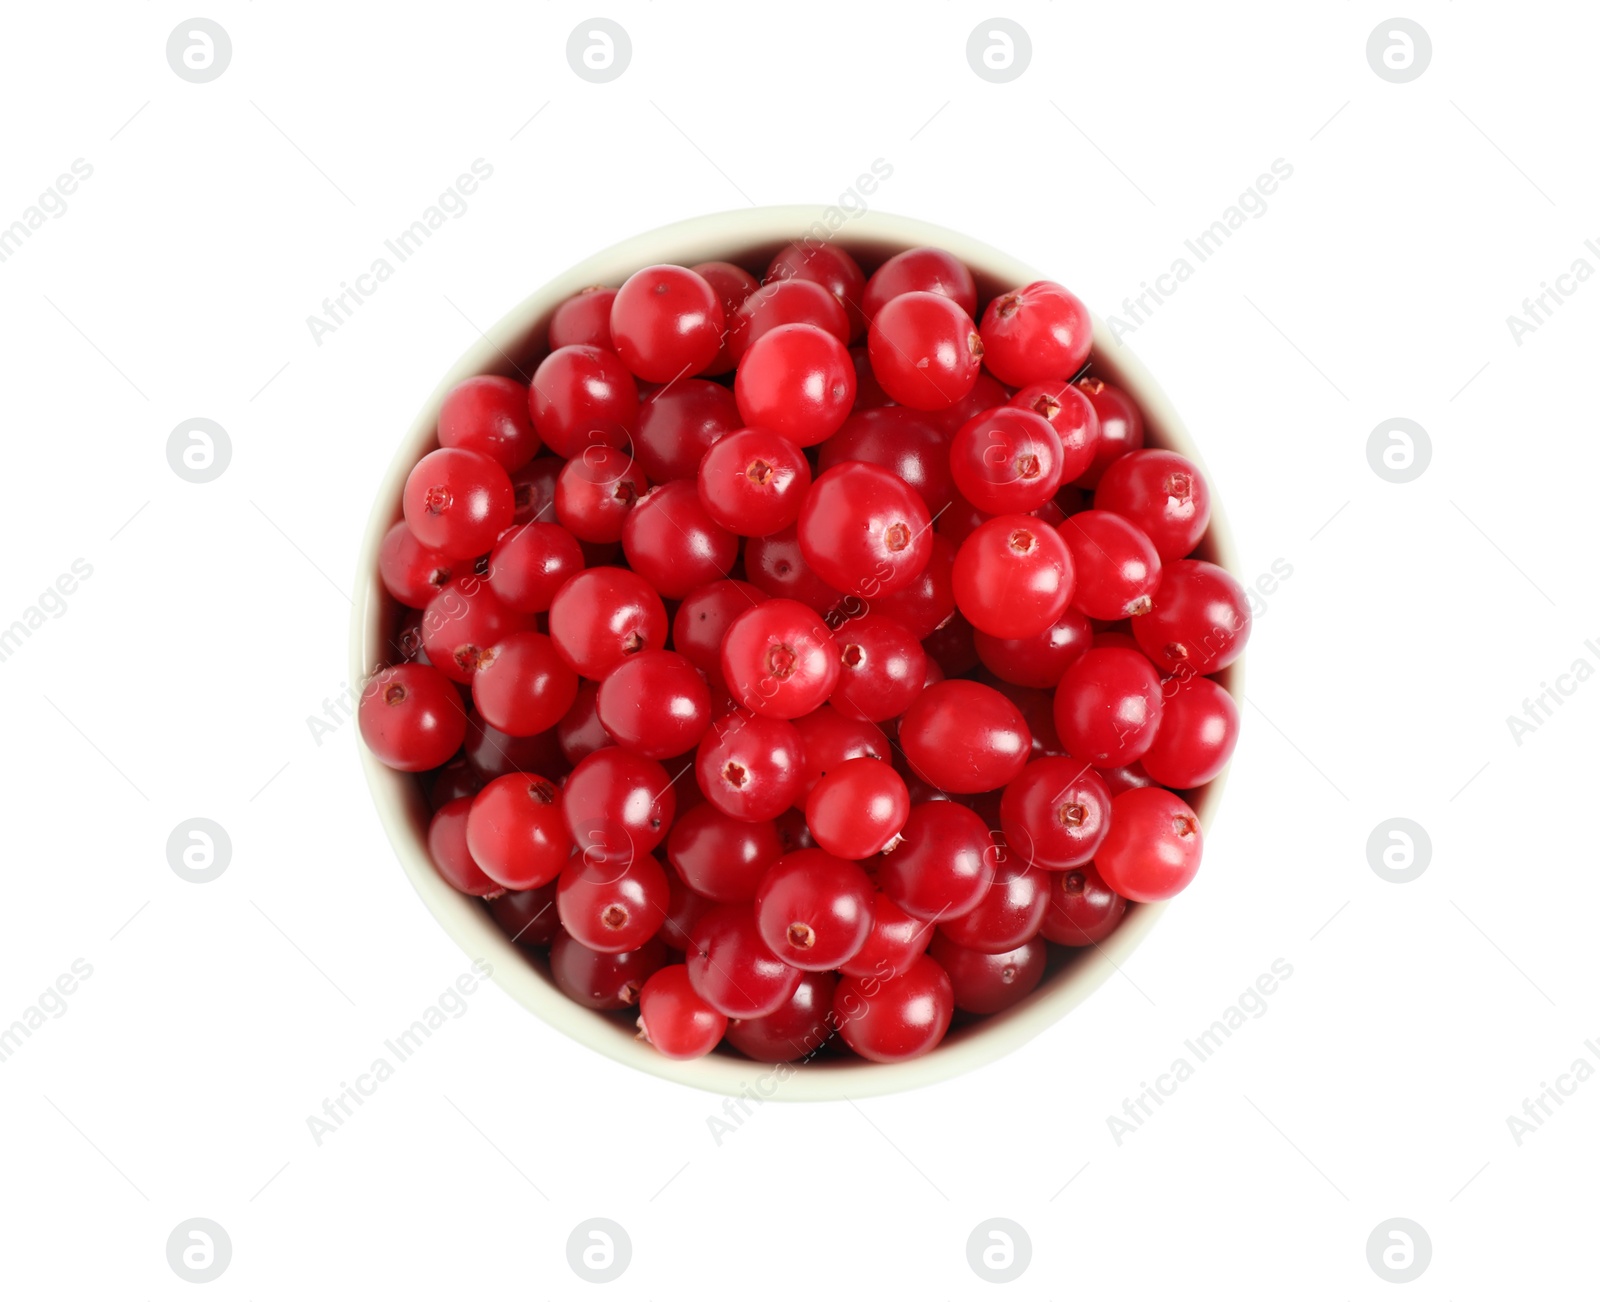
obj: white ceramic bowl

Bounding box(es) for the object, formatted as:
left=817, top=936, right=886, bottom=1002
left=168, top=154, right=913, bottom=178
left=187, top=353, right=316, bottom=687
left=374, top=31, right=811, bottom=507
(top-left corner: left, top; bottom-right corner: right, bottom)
left=352, top=205, right=1241, bottom=1101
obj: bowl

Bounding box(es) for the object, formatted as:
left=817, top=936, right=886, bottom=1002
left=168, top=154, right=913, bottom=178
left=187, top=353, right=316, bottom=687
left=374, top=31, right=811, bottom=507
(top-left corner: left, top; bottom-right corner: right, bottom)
left=351, top=205, right=1241, bottom=1100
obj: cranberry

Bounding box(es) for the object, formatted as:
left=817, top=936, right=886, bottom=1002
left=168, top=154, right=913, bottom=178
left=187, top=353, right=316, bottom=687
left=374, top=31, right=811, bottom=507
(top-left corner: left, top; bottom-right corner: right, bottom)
left=547, top=567, right=667, bottom=679
left=486, top=882, right=560, bottom=945
left=509, top=456, right=561, bottom=526
left=792, top=705, right=889, bottom=797
left=1058, top=510, right=1161, bottom=619
left=1094, top=449, right=1211, bottom=562
left=470, top=630, right=579, bottom=738
left=973, top=606, right=1094, bottom=688
left=899, top=680, right=1031, bottom=794
left=754, top=848, right=875, bottom=970
left=1131, top=559, right=1252, bottom=675
left=863, top=534, right=957, bottom=640
left=950, top=407, right=1065, bottom=515
left=766, top=240, right=867, bottom=339
left=1074, top=377, right=1144, bottom=487
left=548, top=285, right=617, bottom=350
left=556, top=681, right=612, bottom=765
left=828, top=613, right=927, bottom=722
left=636, top=964, right=728, bottom=1058
left=1096, top=787, right=1203, bottom=901
left=953, top=515, right=1075, bottom=640
left=696, top=427, right=813, bottom=536
left=550, top=932, right=667, bottom=1009
left=556, top=851, right=669, bottom=952
left=728, top=278, right=852, bottom=362
left=744, top=523, right=845, bottom=615
left=818, top=407, right=954, bottom=515
left=877, top=801, right=997, bottom=920
left=562, top=747, right=675, bottom=866
left=420, top=577, right=525, bottom=683
left=721, top=597, right=840, bottom=719
left=427, top=796, right=502, bottom=897
left=979, top=280, right=1092, bottom=387
left=621, top=480, right=737, bottom=599
left=529, top=345, right=638, bottom=459
left=463, top=710, right=565, bottom=779
left=839, top=891, right=932, bottom=979
left=660, top=873, right=715, bottom=951
left=610, top=264, right=725, bottom=382
left=695, top=709, right=806, bottom=821
left=928, top=934, right=1046, bottom=1015
left=667, top=801, right=783, bottom=902
left=861, top=246, right=977, bottom=320
left=1040, top=866, right=1126, bottom=945
left=631, top=380, right=743, bottom=482
left=485, top=521, right=583, bottom=614
left=686, top=904, right=802, bottom=1017
left=438, top=375, right=540, bottom=472
left=834, top=954, right=954, bottom=1062
left=933, top=370, right=1012, bottom=437
left=554, top=445, right=648, bottom=544
left=735, top=322, right=855, bottom=447
left=804, top=757, right=910, bottom=859
left=671, top=579, right=766, bottom=684
left=1140, top=673, right=1239, bottom=788
left=1053, top=646, right=1164, bottom=768
left=359, top=663, right=467, bottom=771
left=797, top=461, right=932, bottom=599
left=402, top=447, right=514, bottom=560
left=465, top=773, right=572, bottom=890
left=867, top=291, right=983, bottom=410
left=1004, top=382, right=1100, bottom=486
left=724, top=969, right=837, bottom=1062
left=378, top=521, right=454, bottom=609
left=692, top=261, right=761, bottom=372
left=998, top=757, right=1112, bottom=870
left=936, top=850, right=1049, bottom=953
left=595, top=649, right=712, bottom=759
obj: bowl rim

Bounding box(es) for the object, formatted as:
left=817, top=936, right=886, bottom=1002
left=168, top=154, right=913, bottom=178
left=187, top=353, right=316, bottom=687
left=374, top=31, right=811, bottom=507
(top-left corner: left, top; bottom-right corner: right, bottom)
left=350, top=204, right=1243, bottom=1102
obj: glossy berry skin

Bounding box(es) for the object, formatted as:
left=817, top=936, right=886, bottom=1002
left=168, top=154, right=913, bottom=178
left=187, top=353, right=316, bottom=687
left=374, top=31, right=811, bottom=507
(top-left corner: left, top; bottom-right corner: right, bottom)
left=999, top=757, right=1113, bottom=870
left=1131, top=560, right=1252, bottom=675
left=1040, top=866, right=1126, bottom=945
left=839, top=892, right=931, bottom=979
left=637, top=965, right=728, bottom=1059
left=621, top=480, right=738, bottom=599
left=1094, top=449, right=1211, bottom=562
left=1074, top=378, right=1145, bottom=487
left=804, top=757, right=909, bottom=859
left=695, top=710, right=806, bottom=821
left=693, top=261, right=761, bottom=372
left=487, top=882, right=560, bottom=945
left=721, top=598, right=840, bottom=720
left=595, top=649, right=712, bottom=759
left=899, top=679, right=1032, bottom=794
left=671, top=579, right=766, bottom=685
left=735, top=322, right=856, bottom=447
left=610, top=264, right=725, bottom=382
left=548, top=285, right=617, bottom=350
left=834, top=954, right=954, bottom=1063
left=877, top=801, right=998, bottom=920
left=1096, top=787, right=1203, bottom=902
left=744, top=524, right=845, bottom=615
left=791, top=706, right=889, bottom=797
left=359, top=663, right=467, bottom=771
left=402, top=448, right=515, bottom=560
left=470, top=630, right=579, bottom=738
left=928, top=934, right=1046, bottom=1015
left=936, top=849, right=1049, bottom=953
left=378, top=521, right=454, bottom=609
left=767, top=240, right=867, bottom=338
left=465, top=774, right=573, bottom=890
left=1140, top=673, right=1239, bottom=788
left=508, top=456, right=561, bottom=526
left=486, top=521, right=584, bottom=614
left=867, top=291, right=983, bottom=410
left=554, top=445, right=648, bottom=544
left=550, top=932, right=667, bottom=1009
left=866, top=534, right=957, bottom=641
left=724, top=970, right=836, bottom=1062
left=953, top=515, right=1075, bottom=639
left=686, top=904, right=802, bottom=1018
left=754, top=849, right=875, bottom=970
left=829, top=614, right=927, bottom=722
left=666, top=802, right=783, bottom=902
left=528, top=345, right=638, bottom=459
left=421, top=576, right=528, bottom=683
left=557, top=852, right=670, bottom=953
left=979, top=280, right=1093, bottom=388
left=861, top=246, right=977, bottom=320
left=632, top=380, right=743, bottom=482
left=973, top=606, right=1094, bottom=689
left=547, top=567, right=667, bottom=679
left=950, top=408, right=1066, bottom=515
left=562, top=747, right=676, bottom=866
left=438, top=375, right=540, bottom=471
left=728, top=279, right=851, bottom=361
left=427, top=796, right=503, bottom=896
left=1053, top=646, right=1165, bottom=768
left=1008, top=383, right=1100, bottom=485
left=934, top=371, right=1012, bottom=438
left=660, top=874, right=715, bottom=952
left=557, top=681, right=612, bottom=765
left=818, top=406, right=953, bottom=515
left=797, top=462, right=932, bottom=600
left=1058, top=510, right=1162, bottom=619
left=697, top=427, right=812, bottom=536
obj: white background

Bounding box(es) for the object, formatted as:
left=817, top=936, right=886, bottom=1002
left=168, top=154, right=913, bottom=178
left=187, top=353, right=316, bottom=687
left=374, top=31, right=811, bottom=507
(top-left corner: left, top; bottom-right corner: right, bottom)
left=1, top=2, right=1594, bottom=1297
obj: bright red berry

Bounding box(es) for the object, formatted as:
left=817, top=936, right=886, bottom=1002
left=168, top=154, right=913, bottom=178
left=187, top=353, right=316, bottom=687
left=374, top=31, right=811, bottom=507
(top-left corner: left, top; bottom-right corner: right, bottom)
left=868, top=291, right=983, bottom=410
left=378, top=521, right=454, bottom=609
left=1140, top=672, right=1239, bottom=788
left=999, top=757, right=1113, bottom=870
left=486, top=521, right=584, bottom=614
left=720, top=598, right=841, bottom=720
left=696, top=427, right=812, bottom=536
left=754, top=848, right=875, bottom=970
left=828, top=614, right=927, bottom=722
left=1039, top=866, right=1126, bottom=945
left=1058, top=510, right=1162, bottom=619
left=686, top=904, right=802, bottom=1018
left=595, top=649, right=712, bottom=759
left=898, top=679, right=1032, bottom=794
left=466, top=773, right=573, bottom=890
left=562, top=747, right=676, bottom=866
left=797, top=461, right=932, bottom=599
left=861, top=246, right=977, bottom=320
left=557, top=852, right=670, bottom=952
left=1094, top=449, right=1211, bottom=562
left=359, top=663, right=468, bottom=771
left=470, top=630, right=579, bottom=737
left=952, top=515, right=1075, bottom=639
left=694, top=709, right=806, bottom=821
left=950, top=408, right=1065, bottom=515
left=547, top=567, right=667, bottom=679
left=528, top=345, right=638, bottom=459
left=402, top=448, right=515, bottom=560
left=666, top=801, right=783, bottom=902
left=1131, top=559, right=1252, bottom=675
left=877, top=801, right=998, bottom=920
left=621, top=480, right=737, bottom=599
left=735, top=322, right=856, bottom=447
left=438, top=374, right=540, bottom=471
left=804, top=757, right=910, bottom=859
left=1053, top=646, right=1165, bottom=768
left=833, top=954, right=953, bottom=1062
left=637, top=965, right=728, bottom=1058
left=979, top=280, right=1092, bottom=387
left=1095, top=787, right=1203, bottom=902
left=928, top=934, right=1046, bottom=1015
left=610, top=264, right=726, bottom=382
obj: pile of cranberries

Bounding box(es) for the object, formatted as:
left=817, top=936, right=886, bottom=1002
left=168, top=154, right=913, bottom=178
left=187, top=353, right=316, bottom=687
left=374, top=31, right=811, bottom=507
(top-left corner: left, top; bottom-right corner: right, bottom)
left=360, top=240, right=1248, bottom=1066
